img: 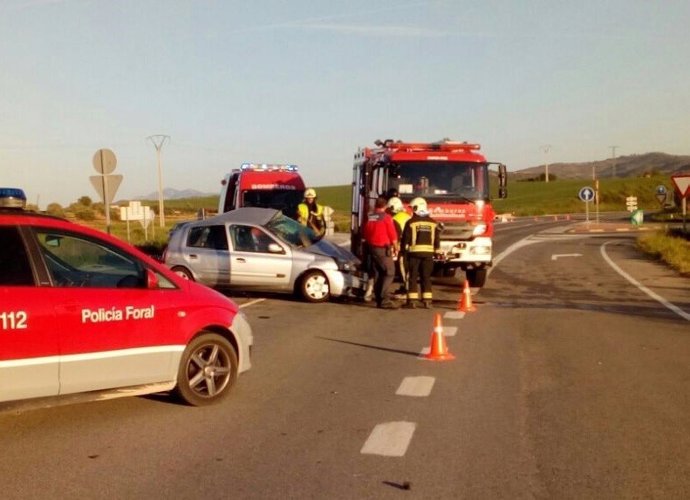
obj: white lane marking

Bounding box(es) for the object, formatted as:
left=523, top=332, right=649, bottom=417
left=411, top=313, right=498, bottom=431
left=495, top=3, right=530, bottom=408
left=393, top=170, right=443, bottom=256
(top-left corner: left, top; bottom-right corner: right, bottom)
left=442, top=326, right=458, bottom=337
left=396, top=376, right=435, bottom=397
left=239, top=298, right=266, bottom=309
left=601, top=241, right=690, bottom=322
left=444, top=311, right=465, bottom=320
left=418, top=347, right=430, bottom=358
left=551, top=253, right=582, bottom=261
left=360, top=421, right=417, bottom=457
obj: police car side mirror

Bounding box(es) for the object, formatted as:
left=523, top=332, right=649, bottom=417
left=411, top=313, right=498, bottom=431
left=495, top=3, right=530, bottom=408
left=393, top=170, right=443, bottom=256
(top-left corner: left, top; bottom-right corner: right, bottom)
left=146, top=269, right=159, bottom=289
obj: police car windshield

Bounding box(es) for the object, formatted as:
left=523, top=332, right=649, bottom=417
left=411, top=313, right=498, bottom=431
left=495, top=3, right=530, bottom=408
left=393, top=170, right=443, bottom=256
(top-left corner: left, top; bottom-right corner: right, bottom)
left=389, top=161, right=490, bottom=201
left=264, top=212, right=318, bottom=248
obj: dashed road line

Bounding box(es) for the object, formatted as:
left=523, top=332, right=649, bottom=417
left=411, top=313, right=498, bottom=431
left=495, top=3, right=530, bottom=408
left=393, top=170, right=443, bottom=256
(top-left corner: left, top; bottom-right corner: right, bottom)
left=396, top=376, right=435, bottom=397
left=444, top=311, right=465, bottom=320
left=238, top=298, right=266, bottom=309
left=360, top=422, right=417, bottom=457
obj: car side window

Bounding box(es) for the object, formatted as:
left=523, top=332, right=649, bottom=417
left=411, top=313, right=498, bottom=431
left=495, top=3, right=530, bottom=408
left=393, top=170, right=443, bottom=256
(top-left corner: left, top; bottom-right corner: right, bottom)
left=229, top=225, right=274, bottom=253
left=187, top=225, right=228, bottom=250
left=35, top=230, right=145, bottom=288
left=0, top=227, right=35, bottom=286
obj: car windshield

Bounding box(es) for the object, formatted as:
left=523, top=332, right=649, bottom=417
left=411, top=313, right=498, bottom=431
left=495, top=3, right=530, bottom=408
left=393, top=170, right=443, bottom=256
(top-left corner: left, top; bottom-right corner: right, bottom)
left=389, top=161, right=490, bottom=201
left=264, top=212, right=319, bottom=247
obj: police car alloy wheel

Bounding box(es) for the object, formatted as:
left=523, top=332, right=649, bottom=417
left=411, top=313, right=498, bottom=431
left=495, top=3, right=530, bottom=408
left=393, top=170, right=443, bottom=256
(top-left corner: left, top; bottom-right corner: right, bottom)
left=300, top=270, right=330, bottom=303
left=175, top=332, right=238, bottom=406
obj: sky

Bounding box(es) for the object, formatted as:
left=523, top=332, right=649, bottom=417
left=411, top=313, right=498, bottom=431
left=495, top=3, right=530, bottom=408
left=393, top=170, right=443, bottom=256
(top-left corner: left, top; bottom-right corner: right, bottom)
left=1, top=0, right=689, bottom=207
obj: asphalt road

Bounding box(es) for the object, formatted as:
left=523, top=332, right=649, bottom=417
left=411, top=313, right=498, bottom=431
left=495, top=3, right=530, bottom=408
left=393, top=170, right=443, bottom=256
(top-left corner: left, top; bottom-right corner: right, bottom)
left=1, top=216, right=689, bottom=499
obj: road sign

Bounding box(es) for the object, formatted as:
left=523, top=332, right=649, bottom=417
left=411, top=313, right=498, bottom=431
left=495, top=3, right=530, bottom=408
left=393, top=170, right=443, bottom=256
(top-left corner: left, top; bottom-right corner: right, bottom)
left=671, top=174, right=690, bottom=198
left=626, top=196, right=638, bottom=212
left=92, top=149, right=117, bottom=175
left=656, top=185, right=667, bottom=195
left=578, top=186, right=594, bottom=202
left=90, top=174, right=123, bottom=205
left=630, top=209, right=643, bottom=226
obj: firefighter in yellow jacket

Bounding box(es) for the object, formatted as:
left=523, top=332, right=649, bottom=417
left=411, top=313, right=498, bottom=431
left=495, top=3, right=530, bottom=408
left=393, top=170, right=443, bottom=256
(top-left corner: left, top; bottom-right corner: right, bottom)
left=386, top=196, right=411, bottom=295
left=297, top=188, right=326, bottom=238
left=401, top=197, right=441, bottom=309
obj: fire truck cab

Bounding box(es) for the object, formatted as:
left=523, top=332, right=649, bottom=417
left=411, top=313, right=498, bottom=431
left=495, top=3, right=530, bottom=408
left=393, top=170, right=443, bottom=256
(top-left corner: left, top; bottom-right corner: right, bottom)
left=218, top=163, right=305, bottom=218
left=351, top=139, right=507, bottom=288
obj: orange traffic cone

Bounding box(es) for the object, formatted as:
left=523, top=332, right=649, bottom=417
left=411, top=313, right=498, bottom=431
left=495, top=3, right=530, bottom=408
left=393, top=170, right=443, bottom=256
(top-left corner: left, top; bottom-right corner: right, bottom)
left=424, top=314, right=455, bottom=361
left=457, top=280, right=477, bottom=312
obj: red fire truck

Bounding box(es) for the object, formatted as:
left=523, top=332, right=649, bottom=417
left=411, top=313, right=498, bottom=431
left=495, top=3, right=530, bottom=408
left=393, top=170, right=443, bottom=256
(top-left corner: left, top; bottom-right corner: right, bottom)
left=351, top=139, right=507, bottom=287
left=218, top=163, right=306, bottom=217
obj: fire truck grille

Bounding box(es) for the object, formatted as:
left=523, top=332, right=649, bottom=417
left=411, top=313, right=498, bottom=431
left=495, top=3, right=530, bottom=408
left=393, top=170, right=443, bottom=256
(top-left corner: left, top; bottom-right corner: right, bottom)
left=439, top=222, right=474, bottom=240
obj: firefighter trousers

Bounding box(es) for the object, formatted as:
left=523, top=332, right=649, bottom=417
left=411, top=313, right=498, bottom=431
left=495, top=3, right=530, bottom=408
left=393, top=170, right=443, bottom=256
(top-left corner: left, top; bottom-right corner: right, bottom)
left=406, top=254, right=433, bottom=302
left=369, top=245, right=396, bottom=305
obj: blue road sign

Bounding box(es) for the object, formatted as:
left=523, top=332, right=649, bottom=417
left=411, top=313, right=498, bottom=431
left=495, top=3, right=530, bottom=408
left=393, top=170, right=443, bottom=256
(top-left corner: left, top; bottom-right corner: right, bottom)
left=578, top=186, right=595, bottom=202
left=656, top=185, right=667, bottom=195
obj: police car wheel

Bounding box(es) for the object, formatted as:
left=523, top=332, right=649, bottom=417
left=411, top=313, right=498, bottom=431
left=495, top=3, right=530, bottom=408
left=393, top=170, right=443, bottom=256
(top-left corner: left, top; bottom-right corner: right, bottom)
left=172, top=266, right=194, bottom=281
left=299, top=270, right=330, bottom=303
left=175, top=332, right=238, bottom=406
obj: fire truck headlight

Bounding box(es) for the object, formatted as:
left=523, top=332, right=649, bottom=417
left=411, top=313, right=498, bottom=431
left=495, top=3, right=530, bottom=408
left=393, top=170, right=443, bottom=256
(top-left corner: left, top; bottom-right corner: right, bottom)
left=470, top=245, right=492, bottom=256
left=472, top=223, right=487, bottom=236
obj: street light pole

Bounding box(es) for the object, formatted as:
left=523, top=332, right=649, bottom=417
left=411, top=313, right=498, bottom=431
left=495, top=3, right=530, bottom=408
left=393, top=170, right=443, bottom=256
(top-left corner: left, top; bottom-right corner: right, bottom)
left=540, top=145, right=552, bottom=183
left=147, top=135, right=170, bottom=228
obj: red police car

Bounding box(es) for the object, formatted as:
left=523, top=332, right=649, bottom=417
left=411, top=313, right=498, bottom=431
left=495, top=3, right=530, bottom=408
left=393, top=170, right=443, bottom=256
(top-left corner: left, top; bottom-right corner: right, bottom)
left=0, top=188, right=252, bottom=407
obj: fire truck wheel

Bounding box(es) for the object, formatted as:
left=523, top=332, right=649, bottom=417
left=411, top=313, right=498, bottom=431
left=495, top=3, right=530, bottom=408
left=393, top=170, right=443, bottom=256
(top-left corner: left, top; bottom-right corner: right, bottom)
left=174, top=332, right=238, bottom=406
left=299, top=270, right=330, bottom=303
left=466, top=268, right=487, bottom=288
left=172, top=266, right=194, bottom=281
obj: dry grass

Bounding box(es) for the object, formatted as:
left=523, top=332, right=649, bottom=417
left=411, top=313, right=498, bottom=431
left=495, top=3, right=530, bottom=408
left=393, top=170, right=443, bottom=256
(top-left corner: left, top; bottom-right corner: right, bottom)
left=637, top=231, right=690, bottom=276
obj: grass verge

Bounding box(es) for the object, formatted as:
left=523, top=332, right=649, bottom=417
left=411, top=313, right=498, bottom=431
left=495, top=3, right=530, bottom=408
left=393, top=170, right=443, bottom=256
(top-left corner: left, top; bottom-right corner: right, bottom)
left=637, top=230, right=690, bottom=276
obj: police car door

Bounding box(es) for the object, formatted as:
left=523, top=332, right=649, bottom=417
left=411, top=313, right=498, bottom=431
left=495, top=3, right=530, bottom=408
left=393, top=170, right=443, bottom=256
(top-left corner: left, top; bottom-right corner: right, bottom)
left=34, top=229, right=179, bottom=396
left=228, top=225, right=291, bottom=289
left=0, top=226, right=59, bottom=402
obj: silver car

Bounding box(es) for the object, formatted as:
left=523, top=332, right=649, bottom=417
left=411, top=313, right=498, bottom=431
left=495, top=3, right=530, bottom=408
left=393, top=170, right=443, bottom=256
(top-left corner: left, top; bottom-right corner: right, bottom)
left=164, top=207, right=365, bottom=302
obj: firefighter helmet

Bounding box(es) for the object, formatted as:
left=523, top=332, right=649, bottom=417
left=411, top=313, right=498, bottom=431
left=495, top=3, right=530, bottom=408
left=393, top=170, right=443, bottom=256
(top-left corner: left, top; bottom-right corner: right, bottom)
left=410, top=197, right=427, bottom=214
left=304, top=188, right=317, bottom=199
left=386, top=196, right=404, bottom=213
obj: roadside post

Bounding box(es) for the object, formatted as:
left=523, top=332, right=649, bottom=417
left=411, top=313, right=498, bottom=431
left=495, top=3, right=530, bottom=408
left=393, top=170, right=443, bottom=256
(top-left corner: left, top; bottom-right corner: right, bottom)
left=90, top=148, right=122, bottom=235
left=578, top=186, right=595, bottom=223
left=671, top=174, right=690, bottom=233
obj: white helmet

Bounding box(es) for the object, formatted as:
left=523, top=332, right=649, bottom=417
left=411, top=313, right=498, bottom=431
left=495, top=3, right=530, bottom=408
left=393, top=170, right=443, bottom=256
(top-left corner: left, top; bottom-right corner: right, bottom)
left=410, top=197, right=427, bottom=214
left=386, top=196, right=404, bottom=213
left=304, top=188, right=317, bottom=199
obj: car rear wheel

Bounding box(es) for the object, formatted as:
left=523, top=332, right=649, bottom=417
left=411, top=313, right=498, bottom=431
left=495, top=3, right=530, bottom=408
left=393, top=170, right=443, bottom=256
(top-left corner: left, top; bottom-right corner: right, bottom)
left=299, top=270, right=330, bottom=303
left=172, top=266, right=194, bottom=280
left=174, top=332, right=238, bottom=406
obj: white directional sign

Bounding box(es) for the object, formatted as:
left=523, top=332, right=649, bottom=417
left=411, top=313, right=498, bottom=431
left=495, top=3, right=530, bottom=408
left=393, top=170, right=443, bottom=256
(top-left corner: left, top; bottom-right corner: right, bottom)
left=578, top=186, right=595, bottom=202
left=671, top=174, right=690, bottom=198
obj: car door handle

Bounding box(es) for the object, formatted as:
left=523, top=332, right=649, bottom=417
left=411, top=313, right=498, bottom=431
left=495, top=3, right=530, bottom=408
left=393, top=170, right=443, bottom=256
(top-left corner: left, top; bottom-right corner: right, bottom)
left=189, top=254, right=198, bottom=260
left=235, top=258, right=246, bottom=263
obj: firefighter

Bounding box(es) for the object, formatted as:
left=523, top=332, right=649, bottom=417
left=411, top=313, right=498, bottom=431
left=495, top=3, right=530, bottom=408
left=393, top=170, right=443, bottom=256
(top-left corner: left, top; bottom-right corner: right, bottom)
left=401, top=197, right=441, bottom=309
left=363, top=196, right=400, bottom=309
left=297, top=188, right=326, bottom=238
left=386, top=196, right=411, bottom=295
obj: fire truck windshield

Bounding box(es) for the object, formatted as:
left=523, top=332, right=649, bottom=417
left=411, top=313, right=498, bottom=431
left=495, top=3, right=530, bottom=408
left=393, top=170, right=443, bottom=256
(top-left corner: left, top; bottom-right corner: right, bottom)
left=242, top=189, right=304, bottom=216
left=388, top=161, right=489, bottom=201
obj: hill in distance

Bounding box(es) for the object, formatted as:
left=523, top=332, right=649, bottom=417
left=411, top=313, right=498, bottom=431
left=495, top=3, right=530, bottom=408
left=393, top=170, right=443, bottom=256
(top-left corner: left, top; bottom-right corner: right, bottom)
left=513, top=152, right=690, bottom=180
left=136, top=188, right=215, bottom=200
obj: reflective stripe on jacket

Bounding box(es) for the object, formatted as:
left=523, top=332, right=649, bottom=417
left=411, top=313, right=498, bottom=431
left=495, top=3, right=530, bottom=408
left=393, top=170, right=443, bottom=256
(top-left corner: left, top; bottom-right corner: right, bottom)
left=401, top=214, right=440, bottom=255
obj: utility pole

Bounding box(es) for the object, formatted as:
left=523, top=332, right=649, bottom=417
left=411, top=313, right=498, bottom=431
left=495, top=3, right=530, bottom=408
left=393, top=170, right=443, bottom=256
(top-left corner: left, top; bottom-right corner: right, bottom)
left=609, top=145, right=618, bottom=178
left=147, top=135, right=170, bottom=228
left=540, top=144, right=552, bottom=183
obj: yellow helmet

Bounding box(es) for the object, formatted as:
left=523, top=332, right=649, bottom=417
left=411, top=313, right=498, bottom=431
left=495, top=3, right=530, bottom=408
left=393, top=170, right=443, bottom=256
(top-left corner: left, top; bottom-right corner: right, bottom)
left=386, top=196, right=404, bottom=213
left=304, top=188, right=317, bottom=199
left=410, top=197, right=427, bottom=213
